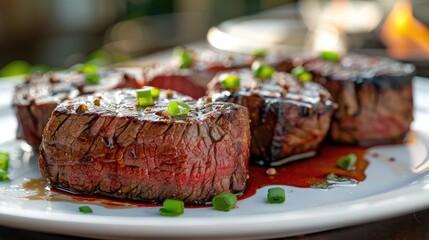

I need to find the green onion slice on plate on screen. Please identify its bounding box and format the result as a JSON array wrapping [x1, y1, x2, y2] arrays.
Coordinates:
[[79, 206, 93, 213], [159, 199, 184, 216], [0, 152, 9, 182], [212, 192, 237, 211], [267, 187, 285, 204], [337, 153, 357, 171]]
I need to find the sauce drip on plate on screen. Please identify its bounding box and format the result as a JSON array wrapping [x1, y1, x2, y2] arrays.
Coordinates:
[[240, 145, 368, 200]]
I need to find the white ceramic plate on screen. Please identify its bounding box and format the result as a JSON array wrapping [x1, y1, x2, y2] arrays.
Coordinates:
[[1, 79, 429, 239]]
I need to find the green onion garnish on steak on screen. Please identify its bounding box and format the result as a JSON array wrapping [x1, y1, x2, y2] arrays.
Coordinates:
[[85, 73, 100, 85], [252, 61, 276, 79], [267, 187, 285, 204], [291, 66, 313, 82], [136, 87, 154, 107], [151, 87, 160, 98], [159, 199, 184, 216], [79, 206, 93, 213], [73, 63, 98, 74], [175, 47, 193, 69], [212, 192, 237, 211], [320, 51, 341, 62], [252, 49, 267, 58], [167, 101, 190, 117], [299, 72, 312, 82], [219, 74, 240, 90], [337, 153, 357, 171]]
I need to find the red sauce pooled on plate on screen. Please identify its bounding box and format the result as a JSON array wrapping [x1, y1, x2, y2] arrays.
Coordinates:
[[23, 145, 368, 208], [240, 145, 368, 200]]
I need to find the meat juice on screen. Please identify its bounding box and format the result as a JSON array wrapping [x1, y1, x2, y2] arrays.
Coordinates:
[[22, 144, 368, 208]]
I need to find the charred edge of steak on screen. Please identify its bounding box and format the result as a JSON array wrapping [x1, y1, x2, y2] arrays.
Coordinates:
[[304, 54, 415, 145], [13, 69, 143, 147], [39, 89, 250, 203], [207, 69, 334, 166]]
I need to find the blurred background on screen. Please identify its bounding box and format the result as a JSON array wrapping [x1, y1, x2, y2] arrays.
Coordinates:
[[1, 0, 429, 76]]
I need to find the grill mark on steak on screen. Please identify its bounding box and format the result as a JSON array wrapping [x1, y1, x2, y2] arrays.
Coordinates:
[[14, 69, 143, 148], [303, 54, 414, 145], [208, 69, 333, 166], [116, 119, 143, 148]]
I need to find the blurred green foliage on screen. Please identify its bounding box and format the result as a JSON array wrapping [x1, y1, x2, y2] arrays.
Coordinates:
[[0, 48, 128, 79], [0, 61, 32, 78]]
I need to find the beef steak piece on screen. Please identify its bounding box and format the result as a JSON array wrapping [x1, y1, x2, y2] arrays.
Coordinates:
[[207, 70, 334, 166], [13, 69, 143, 148], [304, 54, 415, 145], [143, 49, 252, 99], [39, 89, 250, 203]]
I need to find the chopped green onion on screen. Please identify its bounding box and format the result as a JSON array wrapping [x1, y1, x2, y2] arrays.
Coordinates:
[[219, 74, 240, 90], [31, 64, 50, 74], [299, 72, 313, 82], [81, 64, 98, 74], [253, 49, 267, 58], [72, 63, 98, 74], [252, 61, 276, 79], [212, 192, 237, 211], [167, 101, 190, 117], [0, 152, 10, 182], [337, 153, 357, 171], [267, 187, 285, 204], [320, 51, 341, 62], [0, 60, 31, 77], [159, 199, 184, 216], [86, 73, 100, 85], [151, 87, 160, 98], [79, 206, 93, 213], [175, 47, 193, 69], [0, 152, 10, 172], [291, 66, 313, 82], [0, 170, 9, 181], [291, 66, 306, 77], [136, 87, 154, 107]]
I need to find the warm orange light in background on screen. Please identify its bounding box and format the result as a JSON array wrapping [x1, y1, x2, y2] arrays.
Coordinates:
[[381, 0, 429, 59]]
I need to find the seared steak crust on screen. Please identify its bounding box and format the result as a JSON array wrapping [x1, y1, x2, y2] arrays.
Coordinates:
[[305, 54, 415, 145], [207, 70, 334, 166], [39, 89, 250, 203], [13, 69, 142, 147]]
